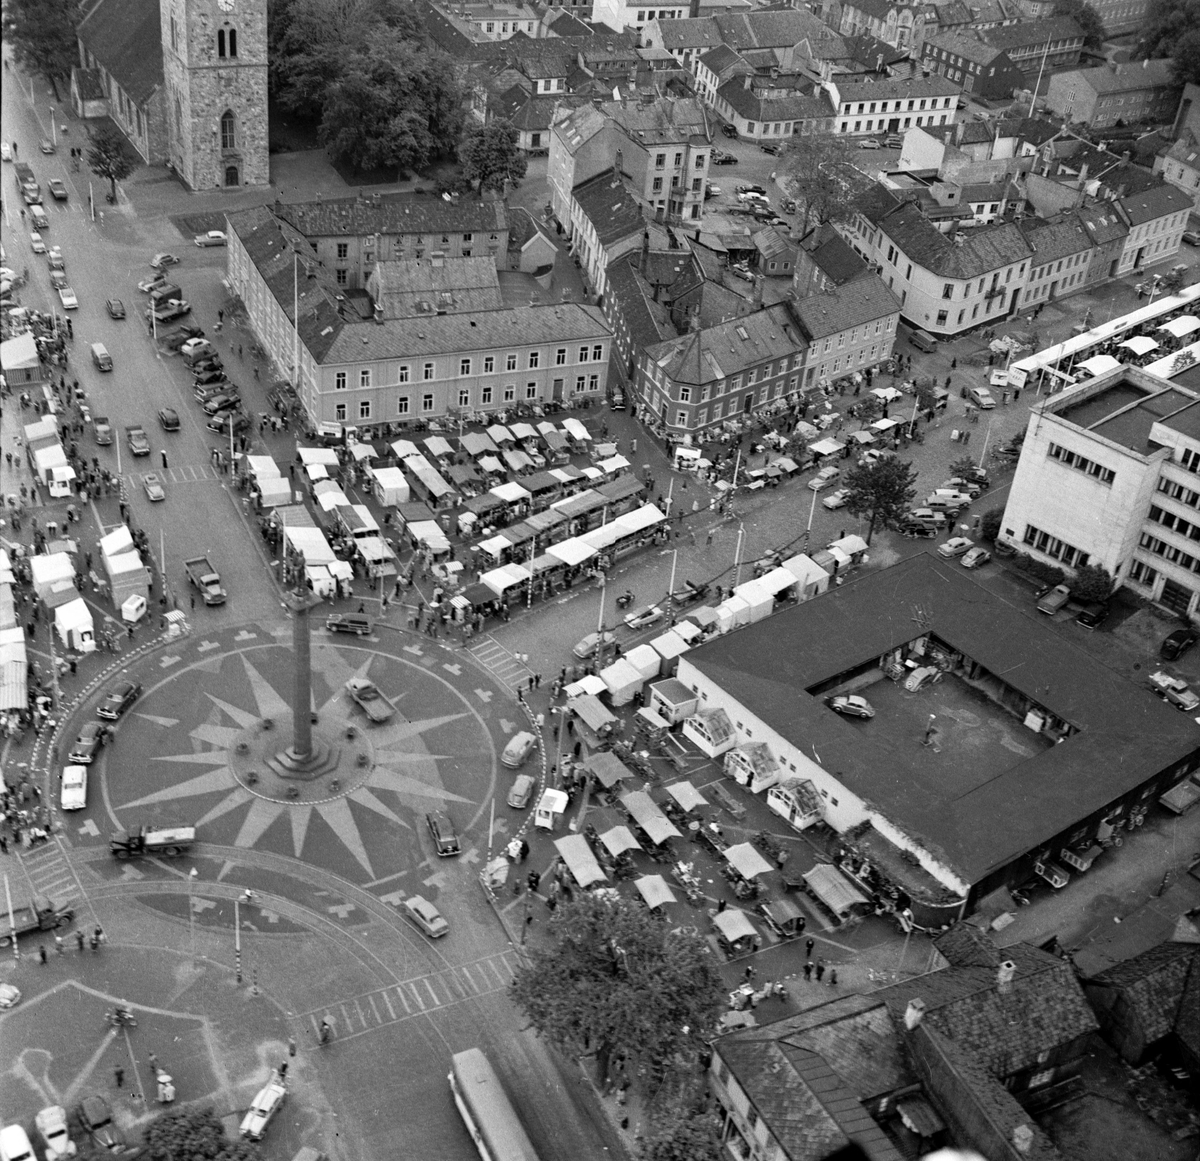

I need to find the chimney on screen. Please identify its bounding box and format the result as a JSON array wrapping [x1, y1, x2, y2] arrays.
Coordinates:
[[373, 302, 384, 325], [904, 998, 926, 1030], [1012, 1124, 1034, 1154], [744, 73, 752, 89], [1077, 161, 1088, 189], [689, 303, 702, 331], [752, 273, 764, 306], [640, 228, 650, 275], [997, 960, 1017, 993], [955, 119, 965, 144]]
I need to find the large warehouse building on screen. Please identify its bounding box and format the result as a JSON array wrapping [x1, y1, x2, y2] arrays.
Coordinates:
[[676, 553, 1199, 924]]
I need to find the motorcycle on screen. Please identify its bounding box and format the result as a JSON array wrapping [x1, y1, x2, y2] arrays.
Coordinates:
[[107, 1006, 137, 1028], [616, 590, 635, 610]]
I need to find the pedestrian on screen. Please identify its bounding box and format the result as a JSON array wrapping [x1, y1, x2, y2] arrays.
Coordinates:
[[161, 451, 168, 469], [705, 528, 714, 546], [1013, 387, 1021, 403], [279, 1061, 288, 1079], [115, 1067, 125, 1088], [828, 968, 838, 987], [815, 959, 825, 981], [534, 673, 541, 689], [805, 937, 814, 957], [744, 964, 755, 980], [75, 930, 85, 952], [0, 836, 6, 855], [39, 943, 48, 964], [218, 309, 224, 324], [95, 925, 105, 945], [803, 960, 813, 981], [190, 594, 195, 610], [55, 934, 64, 955], [288, 1036, 297, 1057]]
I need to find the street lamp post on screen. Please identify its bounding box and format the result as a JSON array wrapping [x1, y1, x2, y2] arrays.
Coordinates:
[[188, 867, 198, 961], [234, 889, 254, 983]]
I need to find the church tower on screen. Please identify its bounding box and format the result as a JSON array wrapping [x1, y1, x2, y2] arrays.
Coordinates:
[[161, 0, 269, 190]]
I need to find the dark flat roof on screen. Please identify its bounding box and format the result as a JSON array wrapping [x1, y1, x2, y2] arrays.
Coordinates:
[[684, 554, 1198, 885], [1068, 384, 1200, 453]]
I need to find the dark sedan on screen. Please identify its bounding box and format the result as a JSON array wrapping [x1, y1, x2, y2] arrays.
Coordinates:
[[202, 393, 240, 415], [193, 368, 227, 386], [1161, 626, 1200, 661], [76, 1096, 125, 1153], [105, 299, 126, 319], [158, 407, 181, 431], [68, 721, 109, 765], [97, 679, 142, 721]]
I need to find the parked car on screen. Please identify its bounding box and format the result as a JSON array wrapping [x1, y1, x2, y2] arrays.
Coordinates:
[[47, 179, 68, 201], [1160, 626, 1200, 660], [1183, 231, 1200, 247], [1036, 584, 1071, 615], [326, 614, 373, 636], [50, 270, 68, 291], [624, 604, 664, 630], [142, 474, 166, 502], [572, 630, 614, 659], [194, 230, 227, 247], [137, 272, 167, 293], [712, 151, 739, 165], [158, 407, 180, 431], [825, 694, 875, 718], [30, 232, 46, 254], [149, 252, 181, 269], [46, 247, 65, 270], [76, 1095, 125, 1152], [507, 773, 536, 809], [903, 665, 942, 692], [402, 895, 449, 938], [937, 536, 974, 558], [704, 183, 722, 199], [760, 142, 782, 155], [105, 298, 125, 319], [1075, 601, 1108, 629], [501, 731, 537, 769], [193, 369, 227, 387], [97, 679, 141, 720], [426, 810, 461, 857], [968, 386, 996, 409], [40, 138, 55, 154], [721, 123, 739, 137], [822, 488, 849, 510], [0, 142, 10, 162], [239, 1075, 286, 1142], [35, 1106, 76, 1161], [859, 139, 881, 150], [203, 393, 241, 415], [1, 1126, 36, 1161], [736, 183, 767, 196], [960, 546, 992, 569], [58, 286, 78, 310], [808, 466, 840, 492], [0, 983, 22, 1009], [1148, 670, 1200, 712], [60, 765, 88, 811], [69, 721, 108, 765], [207, 411, 250, 437]]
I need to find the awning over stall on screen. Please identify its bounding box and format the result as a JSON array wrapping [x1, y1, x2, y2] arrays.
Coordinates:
[[665, 781, 709, 812], [461, 432, 498, 458], [803, 863, 869, 915], [1118, 335, 1159, 356], [1075, 354, 1121, 377], [713, 909, 757, 943], [619, 790, 682, 845], [724, 842, 774, 881], [1159, 315, 1199, 339], [554, 835, 607, 887], [599, 825, 643, 857], [581, 751, 633, 789], [635, 875, 677, 909]]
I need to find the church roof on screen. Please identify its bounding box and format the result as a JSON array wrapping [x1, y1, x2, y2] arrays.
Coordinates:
[[77, 0, 163, 107]]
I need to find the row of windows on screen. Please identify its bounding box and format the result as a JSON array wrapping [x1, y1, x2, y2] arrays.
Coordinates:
[[1157, 476, 1200, 509], [330, 233, 495, 258], [1149, 505, 1200, 543], [926, 47, 999, 78], [329, 376, 600, 422], [840, 96, 953, 115], [1048, 441, 1116, 485], [332, 345, 605, 388], [1139, 532, 1200, 575], [1180, 447, 1200, 475], [1023, 523, 1089, 568], [846, 114, 949, 133], [1023, 269, 1084, 302]]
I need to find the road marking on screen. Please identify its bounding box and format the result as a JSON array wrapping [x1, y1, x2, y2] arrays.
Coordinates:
[[394, 986, 411, 1014], [197, 640, 220, 653], [77, 819, 100, 837], [327, 902, 356, 919], [498, 718, 515, 734], [403, 645, 423, 657], [118, 865, 147, 881], [260, 910, 280, 924], [408, 982, 426, 1011], [159, 656, 182, 668], [475, 689, 493, 703], [135, 713, 179, 727], [381, 991, 395, 1020], [442, 663, 462, 676], [379, 890, 406, 907], [423, 978, 441, 1006], [234, 630, 257, 641]]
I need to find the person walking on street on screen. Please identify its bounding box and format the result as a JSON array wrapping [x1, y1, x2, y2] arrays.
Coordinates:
[[161, 451, 168, 469], [75, 930, 85, 952], [805, 937, 814, 958], [828, 968, 838, 987], [803, 960, 813, 981], [815, 959, 826, 982], [115, 1067, 124, 1088], [38, 944, 48, 964]]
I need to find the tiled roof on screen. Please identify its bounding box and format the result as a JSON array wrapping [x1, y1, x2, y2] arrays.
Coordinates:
[[1117, 182, 1194, 226], [544, 9, 592, 36], [572, 171, 645, 247], [1019, 216, 1092, 267], [422, 4, 480, 54], [843, 32, 910, 69], [718, 81, 834, 123], [653, 17, 723, 49], [1087, 942, 1198, 1047], [841, 0, 898, 23], [552, 104, 610, 154], [1175, 953, 1200, 1060], [681, 553, 1196, 885], [370, 257, 503, 318], [77, 0, 162, 106], [980, 15, 1082, 49], [790, 275, 901, 340], [645, 301, 806, 385], [1161, 130, 1200, 171], [699, 44, 748, 73], [715, 8, 843, 50], [933, 922, 1005, 967], [275, 194, 508, 239], [832, 73, 962, 103], [859, 190, 1032, 279], [73, 68, 107, 102], [924, 30, 1007, 65], [753, 227, 795, 260], [604, 96, 710, 144], [802, 223, 871, 286], [877, 943, 1099, 1076], [606, 254, 682, 353], [1072, 58, 1178, 95], [1075, 203, 1128, 246]]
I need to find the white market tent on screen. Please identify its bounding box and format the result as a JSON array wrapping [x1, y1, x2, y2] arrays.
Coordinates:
[[1118, 335, 1159, 357], [425, 436, 454, 460], [635, 874, 677, 909], [491, 482, 532, 505], [407, 520, 450, 552], [371, 466, 409, 505], [713, 909, 757, 943], [31, 552, 74, 600], [599, 825, 642, 856], [616, 504, 665, 534], [391, 439, 421, 459], [285, 526, 335, 564], [623, 643, 661, 681], [1158, 315, 1199, 339], [481, 563, 531, 597], [297, 446, 340, 467], [665, 781, 709, 811], [1075, 354, 1122, 378], [55, 597, 95, 652], [597, 455, 631, 476], [242, 454, 281, 479], [562, 417, 591, 442], [724, 842, 774, 881], [810, 438, 844, 457], [487, 424, 514, 445], [545, 538, 595, 568], [554, 834, 607, 887]]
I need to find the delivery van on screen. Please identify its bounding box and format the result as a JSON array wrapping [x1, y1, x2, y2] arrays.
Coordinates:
[[90, 342, 113, 371]]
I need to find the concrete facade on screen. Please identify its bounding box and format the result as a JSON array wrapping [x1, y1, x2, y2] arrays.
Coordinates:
[[161, 0, 270, 189]]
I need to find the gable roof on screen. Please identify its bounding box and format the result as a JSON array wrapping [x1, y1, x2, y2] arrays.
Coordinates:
[[924, 30, 1009, 66], [980, 15, 1082, 49], [1019, 215, 1092, 266], [370, 257, 503, 318], [1087, 942, 1199, 1047], [1117, 182, 1193, 226], [801, 223, 871, 286], [653, 16, 723, 50], [831, 73, 962, 103], [274, 193, 508, 240], [572, 171, 646, 247], [77, 0, 163, 106], [718, 81, 835, 124], [790, 275, 901, 339], [1073, 58, 1178, 95]]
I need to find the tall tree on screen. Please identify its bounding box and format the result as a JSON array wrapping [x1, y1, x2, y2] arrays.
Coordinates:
[[460, 120, 528, 196], [1137, 0, 1200, 84], [1, 0, 80, 101], [510, 894, 725, 1088], [86, 126, 135, 201], [1053, 0, 1105, 49], [778, 134, 875, 234], [842, 454, 918, 543], [143, 1108, 258, 1161], [319, 36, 463, 173]]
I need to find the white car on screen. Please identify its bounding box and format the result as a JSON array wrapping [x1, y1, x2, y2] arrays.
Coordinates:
[[0, 983, 21, 1008], [624, 604, 664, 630], [572, 630, 615, 659], [0, 141, 11, 162], [960, 546, 992, 569], [808, 466, 840, 492], [30, 231, 46, 254], [239, 1075, 287, 1141], [937, 536, 974, 559], [58, 286, 79, 310], [142, 473, 166, 502], [61, 765, 88, 811], [194, 230, 227, 247], [822, 488, 849, 510], [137, 273, 166, 293], [36, 1106, 77, 1161], [401, 895, 449, 938], [968, 386, 996, 409]]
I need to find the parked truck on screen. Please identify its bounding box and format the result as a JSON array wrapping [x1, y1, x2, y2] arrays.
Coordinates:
[[125, 424, 150, 456], [184, 555, 226, 605], [109, 824, 196, 859], [147, 299, 191, 324], [14, 161, 41, 204], [0, 895, 75, 947]]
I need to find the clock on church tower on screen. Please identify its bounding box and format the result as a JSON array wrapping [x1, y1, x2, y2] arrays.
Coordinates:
[[161, 0, 269, 190]]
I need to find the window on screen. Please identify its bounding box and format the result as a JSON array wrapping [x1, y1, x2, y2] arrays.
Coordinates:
[[335, 403, 346, 422], [460, 358, 471, 376], [555, 348, 567, 365], [576, 376, 586, 393], [506, 353, 517, 371], [655, 153, 666, 168], [936, 310, 948, 326], [593, 344, 604, 361], [674, 152, 682, 166], [170, 15, 177, 50], [526, 382, 539, 399], [421, 393, 435, 412], [228, 28, 237, 56], [359, 369, 371, 388], [481, 385, 493, 404], [359, 400, 371, 419], [504, 384, 515, 402], [652, 177, 663, 193], [692, 177, 702, 192], [483, 356, 495, 374], [423, 362, 434, 381], [526, 350, 538, 370], [220, 109, 236, 149], [336, 243, 348, 259], [589, 373, 599, 392], [578, 346, 589, 362], [458, 388, 470, 407], [694, 154, 705, 168], [335, 372, 347, 390], [397, 397, 410, 415], [398, 365, 410, 383], [1047, 442, 1116, 485], [942, 283, 954, 299]]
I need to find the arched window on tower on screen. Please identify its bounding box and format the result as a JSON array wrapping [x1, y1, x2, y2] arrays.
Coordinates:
[[217, 28, 226, 56], [229, 28, 237, 57], [221, 110, 236, 150]]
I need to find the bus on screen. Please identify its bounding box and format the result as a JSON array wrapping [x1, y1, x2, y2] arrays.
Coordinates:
[[449, 1048, 540, 1161]]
